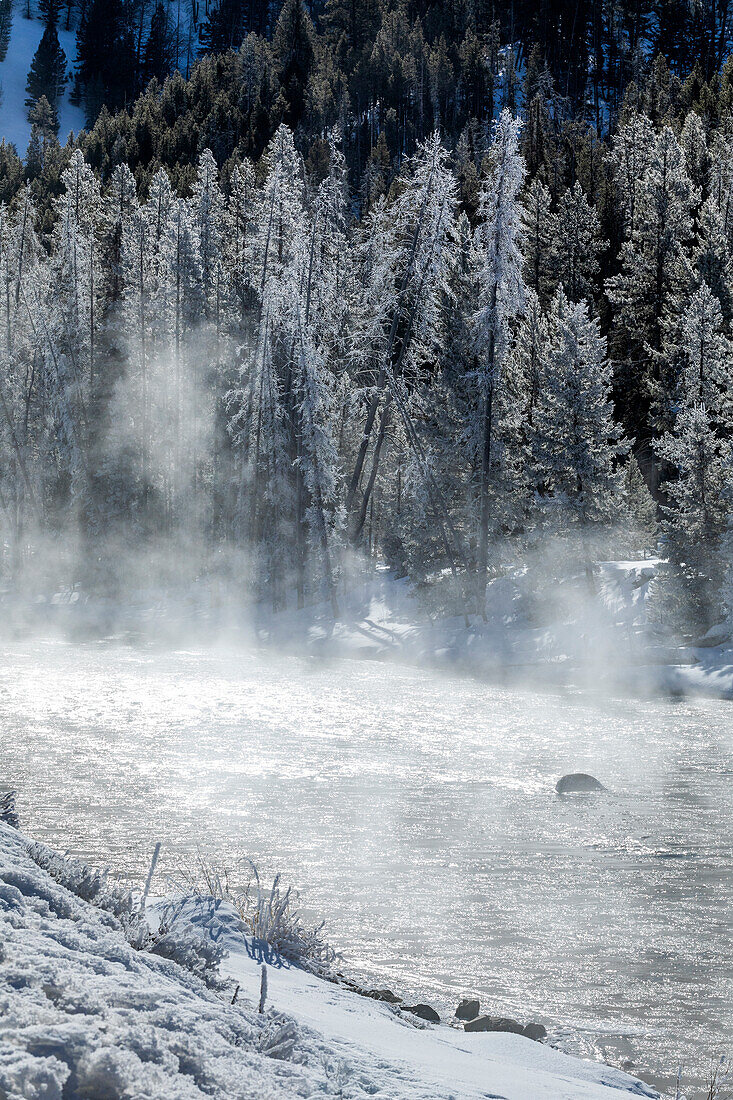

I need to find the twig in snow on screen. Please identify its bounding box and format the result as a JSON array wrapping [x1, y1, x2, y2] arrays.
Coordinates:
[[141, 842, 162, 913], [259, 964, 268, 1013]]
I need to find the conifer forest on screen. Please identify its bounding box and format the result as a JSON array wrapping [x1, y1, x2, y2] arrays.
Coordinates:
[[2, 0, 733, 634]]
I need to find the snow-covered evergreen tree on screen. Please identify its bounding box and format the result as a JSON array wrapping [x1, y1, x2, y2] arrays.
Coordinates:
[[533, 288, 626, 535], [520, 176, 553, 304], [654, 403, 730, 632], [471, 110, 525, 607], [552, 181, 605, 303]]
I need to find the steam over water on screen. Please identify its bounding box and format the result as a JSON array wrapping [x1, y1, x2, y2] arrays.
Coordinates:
[[2, 639, 731, 1093]]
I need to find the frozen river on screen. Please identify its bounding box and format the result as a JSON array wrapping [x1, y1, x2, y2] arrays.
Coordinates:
[[2, 639, 731, 1094]]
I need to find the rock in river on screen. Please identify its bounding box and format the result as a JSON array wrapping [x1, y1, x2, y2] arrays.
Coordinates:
[[555, 772, 606, 794]]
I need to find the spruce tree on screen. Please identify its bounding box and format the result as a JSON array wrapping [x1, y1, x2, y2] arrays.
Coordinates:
[[521, 176, 554, 305], [533, 288, 626, 532], [552, 181, 606, 304], [199, 0, 248, 53], [0, 0, 12, 64], [76, 0, 135, 120], [272, 0, 316, 130], [26, 13, 67, 127], [654, 404, 730, 633], [26, 96, 59, 171], [472, 110, 525, 606], [142, 2, 175, 86]]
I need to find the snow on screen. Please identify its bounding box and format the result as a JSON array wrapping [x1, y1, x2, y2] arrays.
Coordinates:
[[0, 1, 85, 154], [0, 821, 658, 1099], [253, 559, 733, 697]]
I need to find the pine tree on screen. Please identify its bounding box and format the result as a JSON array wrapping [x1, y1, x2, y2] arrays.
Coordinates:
[[607, 125, 698, 468], [521, 176, 554, 304], [694, 195, 733, 322], [189, 149, 226, 323], [76, 0, 135, 120], [472, 110, 525, 607], [0, 0, 12, 64], [199, 0, 248, 53], [608, 111, 656, 237], [142, 1, 175, 86], [271, 0, 316, 130], [680, 110, 709, 200], [533, 288, 626, 533], [552, 181, 606, 303], [654, 403, 730, 632], [26, 96, 59, 170], [26, 14, 67, 124], [224, 159, 258, 319]]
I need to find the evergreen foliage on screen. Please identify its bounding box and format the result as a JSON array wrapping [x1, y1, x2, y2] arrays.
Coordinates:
[[1, 0, 733, 631]]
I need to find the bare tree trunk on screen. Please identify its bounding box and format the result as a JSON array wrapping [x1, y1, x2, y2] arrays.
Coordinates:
[[353, 392, 391, 542]]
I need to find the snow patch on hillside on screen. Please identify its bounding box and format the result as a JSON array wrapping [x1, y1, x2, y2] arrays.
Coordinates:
[[0, 822, 659, 1099], [0, 1, 84, 153]]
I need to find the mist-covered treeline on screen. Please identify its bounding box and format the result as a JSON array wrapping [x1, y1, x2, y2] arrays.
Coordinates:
[[4, 93, 733, 635]]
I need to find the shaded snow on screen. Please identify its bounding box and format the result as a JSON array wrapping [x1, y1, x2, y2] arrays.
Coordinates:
[[0, 823, 659, 1099], [0, 1, 85, 154]]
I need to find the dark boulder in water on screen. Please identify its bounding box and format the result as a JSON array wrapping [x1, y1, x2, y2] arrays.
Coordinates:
[[364, 988, 401, 1004], [555, 773, 606, 794]]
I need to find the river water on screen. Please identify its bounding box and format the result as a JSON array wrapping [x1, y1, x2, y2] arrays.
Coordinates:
[[1, 639, 730, 1095]]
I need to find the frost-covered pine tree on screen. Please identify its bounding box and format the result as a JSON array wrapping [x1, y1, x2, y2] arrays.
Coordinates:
[[520, 176, 553, 304], [608, 111, 656, 237], [694, 195, 733, 323], [676, 282, 731, 410], [654, 403, 730, 633], [347, 133, 459, 564], [51, 149, 103, 387], [607, 125, 698, 452], [506, 287, 546, 508], [552, 181, 605, 303], [472, 110, 525, 607], [680, 110, 709, 202], [189, 149, 227, 329], [224, 159, 257, 320], [533, 288, 626, 539]]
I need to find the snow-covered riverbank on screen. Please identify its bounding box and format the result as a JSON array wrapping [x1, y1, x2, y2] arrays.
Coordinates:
[[0, 821, 659, 1100], [254, 562, 733, 700], [4, 557, 732, 699]]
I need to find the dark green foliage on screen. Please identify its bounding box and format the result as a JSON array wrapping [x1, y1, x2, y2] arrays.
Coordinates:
[[0, 0, 12, 64], [271, 0, 316, 129], [0, 141, 23, 205], [76, 0, 136, 121], [26, 16, 67, 125], [142, 2, 176, 86]]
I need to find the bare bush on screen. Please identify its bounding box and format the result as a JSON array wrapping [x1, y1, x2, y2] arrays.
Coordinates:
[[171, 852, 337, 973]]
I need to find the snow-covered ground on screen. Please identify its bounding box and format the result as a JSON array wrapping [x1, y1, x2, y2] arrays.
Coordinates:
[[0, 0, 85, 153], [0, 821, 658, 1099]]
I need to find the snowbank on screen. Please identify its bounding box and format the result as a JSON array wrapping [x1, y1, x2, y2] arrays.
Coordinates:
[[0, 822, 659, 1099]]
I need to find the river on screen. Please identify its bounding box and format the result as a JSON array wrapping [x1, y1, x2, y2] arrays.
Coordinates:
[[2, 639, 730, 1095]]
